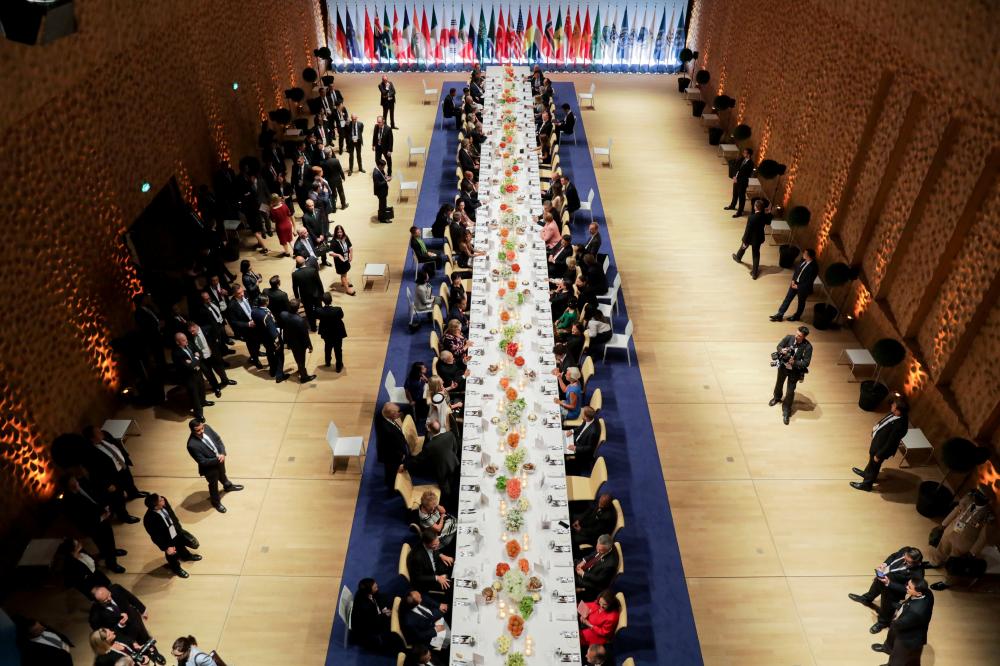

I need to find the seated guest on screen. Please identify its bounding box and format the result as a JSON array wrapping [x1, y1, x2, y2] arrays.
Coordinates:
[[405, 644, 444, 666], [540, 213, 561, 249], [453, 230, 482, 279], [410, 226, 443, 270], [575, 535, 619, 602], [549, 256, 578, 286], [550, 278, 574, 320], [440, 319, 469, 359], [417, 491, 457, 548], [572, 494, 618, 552], [575, 275, 600, 318], [454, 199, 474, 227], [561, 322, 586, 363], [406, 530, 454, 595], [349, 578, 395, 653], [447, 294, 469, 334], [579, 590, 621, 648], [555, 301, 579, 333], [584, 643, 611, 666], [15, 616, 73, 666], [566, 407, 600, 475], [442, 88, 459, 126], [553, 343, 574, 376], [579, 222, 602, 257], [556, 103, 576, 138], [556, 367, 584, 421], [548, 235, 574, 278], [436, 350, 466, 395], [448, 273, 467, 309], [582, 253, 608, 294], [586, 311, 613, 346], [53, 538, 110, 599], [560, 175, 581, 216], [426, 376, 462, 432], [458, 138, 478, 177], [400, 590, 450, 656], [414, 271, 435, 315]]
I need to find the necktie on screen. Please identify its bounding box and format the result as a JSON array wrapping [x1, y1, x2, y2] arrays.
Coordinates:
[[240, 299, 251, 317], [209, 303, 222, 323], [202, 433, 219, 455], [582, 552, 602, 571]]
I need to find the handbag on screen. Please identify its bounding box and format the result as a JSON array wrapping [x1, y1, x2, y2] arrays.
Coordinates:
[[928, 525, 944, 548]]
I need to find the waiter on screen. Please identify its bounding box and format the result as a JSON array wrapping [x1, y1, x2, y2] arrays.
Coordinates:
[[850, 397, 909, 491]]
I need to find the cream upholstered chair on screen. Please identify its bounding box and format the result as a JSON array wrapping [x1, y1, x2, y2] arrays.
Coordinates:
[[567, 456, 608, 502], [393, 468, 439, 511], [580, 356, 595, 392], [603, 320, 634, 366], [615, 591, 628, 636], [564, 388, 602, 428], [577, 494, 623, 551], [401, 414, 424, 456], [390, 596, 408, 647]]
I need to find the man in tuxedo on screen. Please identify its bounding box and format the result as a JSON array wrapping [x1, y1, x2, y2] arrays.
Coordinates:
[[185, 419, 243, 513], [565, 407, 600, 475], [373, 159, 391, 221], [83, 424, 145, 515], [251, 295, 286, 382], [226, 285, 263, 369], [732, 198, 773, 279], [399, 590, 449, 657], [317, 292, 347, 371], [561, 175, 582, 216], [770, 248, 819, 322], [851, 398, 910, 491], [769, 325, 813, 425], [572, 494, 618, 554], [457, 138, 478, 177], [293, 226, 323, 267], [15, 617, 74, 666], [186, 322, 235, 398], [407, 529, 454, 595], [436, 350, 465, 395], [322, 145, 348, 211], [872, 576, 934, 665], [537, 111, 554, 156], [725, 147, 755, 217], [142, 493, 201, 578], [277, 300, 316, 383], [263, 276, 290, 317], [849, 546, 927, 634], [575, 534, 619, 601], [345, 114, 365, 174], [376, 402, 409, 488], [62, 475, 126, 573], [291, 154, 312, 208], [372, 115, 394, 177], [291, 255, 324, 331], [378, 74, 398, 128], [413, 420, 459, 505], [172, 332, 213, 420]]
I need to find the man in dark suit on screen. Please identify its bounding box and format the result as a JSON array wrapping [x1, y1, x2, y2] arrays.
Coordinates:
[[373, 159, 391, 221], [263, 276, 291, 317], [172, 332, 213, 420], [556, 103, 576, 139], [186, 321, 234, 398], [548, 235, 574, 278], [399, 590, 449, 656], [372, 116, 394, 177], [291, 255, 324, 331], [565, 407, 600, 475], [770, 326, 813, 425], [291, 154, 313, 208], [413, 420, 459, 505], [407, 530, 454, 595], [725, 147, 755, 217], [300, 200, 330, 267], [849, 546, 927, 633], [579, 222, 602, 257], [194, 290, 229, 352], [770, 249, 819, 322], [317, 292, 347, 371], [458, 138, 478, 177], [376, 402, 409, 489], [185, 419, 243, 513], [732, 198, 773, 279], [575, 535, 619, 601], [322, 146, 348, 211], [14, 617, 74, 666], [349, 578, 395, 653], [293, 227, 323, 267], [133, 293, 165, 368], [142, 493, 201, 578], [345, 114, 365, 174], [436, 350, 465, 395], [872, 576, 934, 665], [378, 74, 398, 128], [226, 285, 263, 369], [251, 295, 286, 382], [277, 300, 316, 383], [82, 425, 144, 523], [88, 584, 154, 649], [572, 494, 618, 554], [442, 88, 459, 128], [851, 398, 910, 491], [62, 475, 125, 573], [561, 175, 581, 215]]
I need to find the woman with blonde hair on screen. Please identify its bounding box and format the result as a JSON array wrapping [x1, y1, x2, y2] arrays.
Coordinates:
[[89, 627, 151, 664], [441, 319, 470, 358], [427, 375, 461, 431], [417, 490, 457, 547]]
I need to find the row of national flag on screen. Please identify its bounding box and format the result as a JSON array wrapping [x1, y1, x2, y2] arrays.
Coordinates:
[[328, 2, 687, 71]]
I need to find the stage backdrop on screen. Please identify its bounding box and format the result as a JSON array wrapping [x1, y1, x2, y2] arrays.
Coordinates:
[[325, 1, 688, 72]]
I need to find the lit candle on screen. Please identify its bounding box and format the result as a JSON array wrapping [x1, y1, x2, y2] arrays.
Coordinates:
[[501, 531, 508, 542]]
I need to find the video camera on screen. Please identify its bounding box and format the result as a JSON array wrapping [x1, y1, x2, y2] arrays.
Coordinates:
[[770, 348, 793, 368]]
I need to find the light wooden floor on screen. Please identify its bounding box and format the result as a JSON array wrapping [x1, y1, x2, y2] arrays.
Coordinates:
[[6, 74, 999, 666]]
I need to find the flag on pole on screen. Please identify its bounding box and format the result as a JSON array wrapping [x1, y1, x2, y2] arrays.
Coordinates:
[[553, 7, 563, 64], [488, 8, 496, 61], [373, 7, 384, 62], [430, 7, 440, 63], [345, 7, 360, 59], [335, 8, 349, 62], [523, 10, 534, 61], [590, 7, 601, 64], [607, 8, 618, 66], [670, 4, 686, 66], [448, 5, 458, 64], [391, 7, 401, 61], [496, 7, 505, 61], [534, 7, 545, 62], [401, 7, 412, 63], [616, 8, 628, 62], [513, 7, 524, 61], [580, 7, 592, 64], [635, 6, 648, 67], [654, 7, 669, 65], [421, 8, 431, 65], [477, 7, 487, 62], [543, 8, 554, 60], [364, 8, 375, 63], [411, 5, 423, 64]]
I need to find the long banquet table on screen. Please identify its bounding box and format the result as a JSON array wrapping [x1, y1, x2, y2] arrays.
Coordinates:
[[449, 66, 581, 666]]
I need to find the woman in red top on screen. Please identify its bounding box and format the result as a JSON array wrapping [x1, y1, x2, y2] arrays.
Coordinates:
[[269, 193, 294, 256], [579, 590, 621, 648]]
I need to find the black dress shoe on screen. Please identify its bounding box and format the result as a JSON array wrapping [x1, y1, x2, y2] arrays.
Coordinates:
[[301, 374, 317, 383], [731, 253, 741, 263], [769, 314, 783, 322], [251, 360, 264, 369], [768, 398, 781, 407], [174, 568, 190, 579], [204, 400, 215, 406], [848, 593, 875, 606], [108, 563, 126, 574], [732, 212, 743, 217], [359, 168, 366, 173], [186, 553, 204, 562], [213, 503, 227, 513], [871, 637, 889, 647], [930, 581, 949, 591], [850, 481, 874, 492], [115, 548, 128, 556], [226, 379, 237, 385], [224, 484, 244, 492], [276, 374, 288, 383], [787, 315, 800, 322], [324, 362, 331, 368], [214, 390, 223, 398], [751, 271, 759, 280], [122, 515, 140, 524], [852, 467, 865, 477], [724, 206, 735, 210], [342, 203, 349, 209], [870, 623, 888, 635], [783, 413, 790, 425], [336, 364, 344, 372]]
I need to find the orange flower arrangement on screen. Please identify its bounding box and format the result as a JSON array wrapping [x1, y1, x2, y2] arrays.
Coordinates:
[[507, 279, 517, 289], [500, 203, 508, 211], [511, 263, 521, 273], [514, 356, 525, 367], [500, 227, 510, 238], [498, 287, 507, 297], [507, 432, 520, 447], [507, 615, 525, 638], [506, 477, 522, 500], [506, 539, 521, 558], [505, 250, 516, 261], [506, 387, 518, 400], [518, 558, 530, 573], [496, 562, 510, 577], [505, 169, 512, 177], [500, 311, 511, 322], [499, 377, 510, 389]]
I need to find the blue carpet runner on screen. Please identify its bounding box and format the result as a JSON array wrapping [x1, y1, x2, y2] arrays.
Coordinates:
[[325, 81, 702, 666]]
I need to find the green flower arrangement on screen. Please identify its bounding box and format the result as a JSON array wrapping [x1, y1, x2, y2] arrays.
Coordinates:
[[495, 475, 508, 492], [518, 596, 535, 619], [495, 635, 512, 655], [506, 653, 525, 666], [505, 397, 527, 425], [504, 448, 527, 474], [517, 497, 530, 512], [505, 508, 524, 531], [503, 569, 528, 602]]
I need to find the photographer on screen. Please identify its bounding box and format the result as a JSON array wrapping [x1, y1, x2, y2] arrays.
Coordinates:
[[170, 635, 220, 666], [769, 326, 813, 424]]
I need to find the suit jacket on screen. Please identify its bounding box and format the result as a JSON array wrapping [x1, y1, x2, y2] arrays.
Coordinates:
[[62, 477, 110, 532], [186, 426, 228, 476], [19, 628, 74, 666], [193, 301, 226, 340], [251, 306, 280, 346], [410, 236, 436, 264], [63, 551, 111, 596], [85, 433, 134, 486], [791, 259, 819, 295], [574, 503, 618, 547], [548, 245, 573, 276], [88, 584, 149, 643], [578, 548, 619, 595], [879, 548, 928, 597], [564, 183, 581, 214], [582, 233, 602, 256], [317, 305, 347, 341], [776, 335, 813, 376], [300, 210, 327, 242], [406, 545, 451, 592], [349, 592, 392, 647], [742, 211, 773, 245], [888, 592, 933, 649], [372, 124, 394, 153], [458, 148, 477, 174], [263, 288, 290, 318], [374, 416, 408, 466], [734, 156, 754, 183], [400, 603, 444, 646], [226, 297, 255, 340], [378, 81, 396, 106], [291, 264, 324, 301], [571, 419, 601, 469], [277, 311, 312, 353], [442, 95, 457, 118], [241, 271, 261, 302], [414, 432, 459, 496], [171, 344, 204, 380], [373, 168, 389, 197], [321, 156, 346, 185], [142, 498, 185, 551], [870, 413, 909, 460], [345, 120, 364, 146], [293, 235, 322, 261], [560, 110, 577, 134]]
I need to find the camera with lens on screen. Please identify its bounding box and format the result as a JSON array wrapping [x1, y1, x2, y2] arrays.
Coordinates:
[[770, 348, 792, 367]]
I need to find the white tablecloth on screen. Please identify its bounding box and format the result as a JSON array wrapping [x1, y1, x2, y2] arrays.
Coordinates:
[[449, 66, 581, 665]]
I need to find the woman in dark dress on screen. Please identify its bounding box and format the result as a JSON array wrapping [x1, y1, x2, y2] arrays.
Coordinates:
[[404, 361, 430, 425], [240, 260, 262, 303], [330, 225, 356, 296], [349, 578, 396, 653]]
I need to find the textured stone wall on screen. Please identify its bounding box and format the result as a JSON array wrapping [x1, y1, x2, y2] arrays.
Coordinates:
[[689, 1, 1000, 464], [0, 1, 322, 531]]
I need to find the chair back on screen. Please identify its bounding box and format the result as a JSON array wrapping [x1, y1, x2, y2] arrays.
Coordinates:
[[581, 356, 595, 391], [622, 660, 635, 666], [394, 469, 416, 508], [590, 456, 608, 496], [594, 418, 608, 457], [422, 79, 428, 90], [611, 497, 625, 540], [390, 596, 408, 647], [607, 137, 613, 150], [407, 135, 414, 149], [397, 653, 406, 666], [610, 272, 622, 297], [385, 371, 408, 404], [431, 356, 439, 377], [398, 543, 411, 580], [623, 320, 634, 339], [602, 255, 610, 274], [611, 541, 624, 588], [406, 286, 416, 317], [589, 387, 603, 413], [429, 330, 440, 355], [325, 421, 340, 447], [433, 305, 445, 335], [337, 584, 354, 625], [439, 281, 450, 303], [586, 188, 595, 206], [589, 82, 596, 95], [401, 415, 422, 456], [615, 591, 627, 635]]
